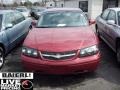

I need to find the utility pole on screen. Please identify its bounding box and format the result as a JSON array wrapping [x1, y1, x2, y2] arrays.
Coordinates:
[[1, 0, 3, 7], [53, 0, 57, 7], [42, 0, 47, 7]]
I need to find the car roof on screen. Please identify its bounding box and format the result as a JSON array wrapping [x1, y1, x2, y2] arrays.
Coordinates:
[[44, 8, 82, 12], [108, 8, 120, 12], [16, 8, 27, 9], [17, 6, 27, 8], [32, 7, 45, 9], [0, 10, 13, 14]]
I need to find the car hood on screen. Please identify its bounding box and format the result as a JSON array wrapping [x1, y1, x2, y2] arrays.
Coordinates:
[[24, 27, 98, 52]]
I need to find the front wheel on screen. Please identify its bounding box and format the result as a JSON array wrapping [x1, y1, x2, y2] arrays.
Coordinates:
[[96, 25, 102, 42], [0, 47, 4, 70]]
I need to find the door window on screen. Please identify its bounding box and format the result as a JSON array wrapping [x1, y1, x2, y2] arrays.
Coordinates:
[[117, 11, 120, 26], [14, 12, 25, 24], [0, 15, 2, 30], [101, 9, 110, 20], [107, 10, 116, 22], [4, 12, 16, 25]]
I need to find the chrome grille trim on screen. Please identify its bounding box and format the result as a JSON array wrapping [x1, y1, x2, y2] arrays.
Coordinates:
[[41, 53, 76, 58], [40, 51, 77, 60]]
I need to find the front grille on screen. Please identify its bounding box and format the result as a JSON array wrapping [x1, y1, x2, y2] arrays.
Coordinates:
[[40, 50, 77, 60]]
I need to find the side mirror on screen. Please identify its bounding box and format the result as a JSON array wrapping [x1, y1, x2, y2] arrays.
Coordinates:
[[89, 19, 95, 25], [32, 20, 37, 27], [107, 20, 115, 25], [5, 23, 13, 29]]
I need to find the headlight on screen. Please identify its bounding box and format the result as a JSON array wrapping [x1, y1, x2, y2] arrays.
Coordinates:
[[22, 46, 39, 58], [80, 45, 99, 57]]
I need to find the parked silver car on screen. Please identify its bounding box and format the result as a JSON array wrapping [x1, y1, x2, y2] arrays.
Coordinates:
[[96, 8, 120, 64]]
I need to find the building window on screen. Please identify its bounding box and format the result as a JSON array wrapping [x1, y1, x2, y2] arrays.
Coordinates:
[[103, 0, 118, 11], [61, 4, 64, 7], [50, 4, 52, 6], [79, 1, 88, 12]]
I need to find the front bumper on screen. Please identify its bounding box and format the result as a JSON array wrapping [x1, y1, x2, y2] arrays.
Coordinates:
[[21, 53, 100, 75]]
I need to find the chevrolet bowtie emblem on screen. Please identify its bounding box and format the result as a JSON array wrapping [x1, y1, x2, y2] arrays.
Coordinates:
[[54, 54, 62, 59]]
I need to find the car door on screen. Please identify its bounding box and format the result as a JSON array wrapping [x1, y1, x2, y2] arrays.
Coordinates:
[[14, 11, 31, 43], [3, 12, 18, 50], [14, 11, 26, 43], [105, 10, 118, 51], [97, 9, 110, 40]]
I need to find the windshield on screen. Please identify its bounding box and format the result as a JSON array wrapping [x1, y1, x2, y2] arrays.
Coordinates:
[[0, 15, 2, 30], [37, 11, 88, 28], [16, 8, 27, 12]]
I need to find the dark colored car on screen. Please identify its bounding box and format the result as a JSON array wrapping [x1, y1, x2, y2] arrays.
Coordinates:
[[21, 8, 100, 75], [30, 7, 46, 20], [96, 8, 120, 64], [0, 10, 32, 69]]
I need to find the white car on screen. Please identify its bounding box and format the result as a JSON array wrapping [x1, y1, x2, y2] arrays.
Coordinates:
[[16, 8, 30, 18]]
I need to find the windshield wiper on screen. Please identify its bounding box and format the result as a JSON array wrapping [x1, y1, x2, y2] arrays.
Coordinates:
[[36, 26, 50, 28]]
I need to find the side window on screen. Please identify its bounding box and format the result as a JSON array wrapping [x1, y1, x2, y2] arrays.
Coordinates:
[[117, 11, 120, 26], [101, 9, 110, 20], [4, 12, 16, 25], [14, 12, 25, 24], [107, 10, 116, 22], [0, 15, 2, 30]]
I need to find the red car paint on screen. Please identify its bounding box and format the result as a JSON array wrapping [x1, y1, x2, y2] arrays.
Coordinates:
[[21, 26, 100, 74], [21, 8, 100, 74]]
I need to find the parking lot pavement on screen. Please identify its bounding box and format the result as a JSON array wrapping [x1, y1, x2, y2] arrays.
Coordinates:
[[1, 40, 120, 90]]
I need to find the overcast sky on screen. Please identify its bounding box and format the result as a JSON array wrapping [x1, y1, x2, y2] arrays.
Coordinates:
[[0, 0, 42, 4]]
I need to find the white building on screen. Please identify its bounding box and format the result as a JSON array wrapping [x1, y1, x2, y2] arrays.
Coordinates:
[[46, 0, 64, 7], [46, 0, 120, 20], [46, 0, 55, 7]]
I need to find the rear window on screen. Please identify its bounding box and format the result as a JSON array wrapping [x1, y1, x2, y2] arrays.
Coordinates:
[[0, 14, 2, 30]]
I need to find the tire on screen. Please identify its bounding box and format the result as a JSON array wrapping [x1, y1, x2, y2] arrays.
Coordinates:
[[0, 47, 4, 70], [96, 25, 100, 37], [117, 48, 120, 65], [29, 25, 32, 30], [96, 25, 102, 42]]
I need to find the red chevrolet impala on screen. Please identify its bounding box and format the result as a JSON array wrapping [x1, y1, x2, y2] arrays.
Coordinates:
[[21, 8, 100, 74]]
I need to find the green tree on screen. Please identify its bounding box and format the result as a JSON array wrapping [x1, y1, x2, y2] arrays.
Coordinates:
[[20, 2, 23, 6], [13, 2, 18, 7], [24, 1, 32, 7], [33, 2, 40, 6]]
